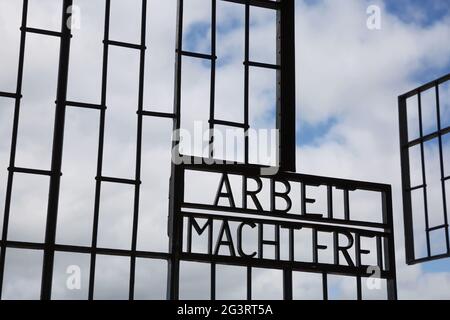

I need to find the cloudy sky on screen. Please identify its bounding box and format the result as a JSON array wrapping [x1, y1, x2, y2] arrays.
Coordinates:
[[0, 0, 449, 300]]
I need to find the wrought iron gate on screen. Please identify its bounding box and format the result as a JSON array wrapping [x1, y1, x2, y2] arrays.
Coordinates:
[[399, 73, 450, 265], [0, 0, 397, 300]]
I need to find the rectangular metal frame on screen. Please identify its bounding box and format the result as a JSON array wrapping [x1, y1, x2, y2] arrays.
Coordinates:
[[168, 156, 397, 300], [399, 73, 450, 265]]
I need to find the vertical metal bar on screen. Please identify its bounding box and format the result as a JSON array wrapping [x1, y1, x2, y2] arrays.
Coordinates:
[[89, 0, 111, 300], [327, 185, 333, 219], [129, 0, 147, 301], [167, 0, 184, 300], [246, 266, 252, 300], [0, 0, 29, 299], [398, 96, 415, 263], [344, 189, 350, 221], [243, 2, 250, 164], [210, 263, 216, 300], [208, 0, 217, 159], [322, 272, 328, 300], [283, 269, 293, 300], [41, 0, 73, 300], [277, 0, 296, 172], [418, 92, 432, 257], [356, 276, 362, 300], [382, 187, 398, 300], [435, 85, 450, 253]]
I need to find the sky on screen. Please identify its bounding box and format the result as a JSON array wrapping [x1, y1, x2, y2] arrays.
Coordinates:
[[0, 0, 449, 300]]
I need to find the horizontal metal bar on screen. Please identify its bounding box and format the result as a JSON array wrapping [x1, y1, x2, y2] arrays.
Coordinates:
[[246, 61, 281, 70], [220, 0, 280, 10], [408, 184, 425, 192], [209, 119, 249, 129], [405, 126, 450, 148], [181, 203, 389, 231], [179, 252, 392, 279], [66, 101, 106, 110], [139, 110, 176, 119], [180, 50, 216, 60], [8, 167, 53, 176], [181, 211, 390, 237], [96, 176, 141, 185], [427, 224, 448, 232], [105, 40, 146, 50], [443, 176, 450, 182], [22, 27, 63, 37], [408, 252, 450, 265], [400, 73, 450, 99], [0, 92, 21, 99], [0, 240, 170, 260]]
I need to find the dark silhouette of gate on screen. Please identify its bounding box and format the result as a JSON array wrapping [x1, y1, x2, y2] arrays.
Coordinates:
[[399, 73, 450, 265], [0, 0, 397, 300]]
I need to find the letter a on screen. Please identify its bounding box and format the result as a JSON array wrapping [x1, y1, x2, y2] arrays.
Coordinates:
[[214, 174, 236, 208]]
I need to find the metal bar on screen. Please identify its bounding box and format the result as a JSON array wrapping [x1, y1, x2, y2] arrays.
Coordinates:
[[208, 0, 217, 158], [209, 119, 249, 129], [418, 92, 432, 257], [181, 211, 389, 238], [382, 188, 398, 300], [41, 0, 73, 300], [283, 269, 293, 300], [8, 167, 53, 176], [97, 176, 141, 185], [180, 50, 216, 60], [22, 27, 63, 37], [376, 235, 383, 269], [399, 96, 415, 264], [210, 263, 216, 300], [89, 0, 111, 300], [277, 0, 296, 172], [0, 240, 170, 260], [356, 276, 362, 300], [220, 0, 280, 10], [408, 184, 426, 192], [243, 2, 250, 164], [427, 224, 448, 232], [400, 72, 450, 100], [246, 266, 252, 300], [167, 0, 185, 300], [0, 92, 20, 99], [408, 252, 450, 264], [405, 126, 450, 148], [246, 61, 280, 70], [139, 110, 176, 119], [435, 85, 450, 254], [129, 0, 147, 301], [182, 203, 389, 231], [105, 40, 145, 50], [322, 273, 328, 300], [66, 101, 105, 110], [0, 0, 29, 299], [344, 189, 350, 220]]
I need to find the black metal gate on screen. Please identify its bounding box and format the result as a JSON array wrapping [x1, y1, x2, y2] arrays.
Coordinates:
[[399, 73, 450, 265], [0, 0, 397, 300]]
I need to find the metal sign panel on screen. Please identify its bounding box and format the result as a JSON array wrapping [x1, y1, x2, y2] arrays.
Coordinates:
[[167, 157, 397, 300]]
